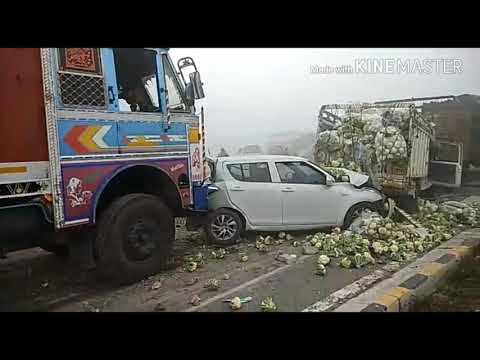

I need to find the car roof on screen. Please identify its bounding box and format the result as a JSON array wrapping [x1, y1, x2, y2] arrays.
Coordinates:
[[216, 154, 308, 163]]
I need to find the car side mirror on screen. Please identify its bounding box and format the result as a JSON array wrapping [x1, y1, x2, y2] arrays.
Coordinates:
[[325, 178, 334, 186], [340, 175, 350, 183]]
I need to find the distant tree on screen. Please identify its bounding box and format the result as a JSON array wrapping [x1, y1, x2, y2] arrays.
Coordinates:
[[218, 147, 229, 157]]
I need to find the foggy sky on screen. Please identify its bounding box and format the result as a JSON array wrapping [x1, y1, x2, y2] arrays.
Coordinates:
[[169, 48, 480, 154]]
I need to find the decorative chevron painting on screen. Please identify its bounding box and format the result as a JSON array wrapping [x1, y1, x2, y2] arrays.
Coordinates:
[[58, 119, 118, 156], [58, 119, 188, 157]]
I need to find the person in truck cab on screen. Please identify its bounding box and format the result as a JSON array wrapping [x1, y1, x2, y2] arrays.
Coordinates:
[[123, 87, 155, 112]]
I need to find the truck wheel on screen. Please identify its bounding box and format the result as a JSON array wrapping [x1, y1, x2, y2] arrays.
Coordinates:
[[343, 203, 375, 229], [95, 194, 175, 285], [205, 208, 243, 246]]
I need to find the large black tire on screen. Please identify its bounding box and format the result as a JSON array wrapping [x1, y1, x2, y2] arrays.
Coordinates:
[[343, 202, 376, 229], [95, 193, 175, 285], [205, 208, 244, 246]]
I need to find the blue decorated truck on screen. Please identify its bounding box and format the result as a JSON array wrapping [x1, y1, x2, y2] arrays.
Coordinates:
[[0, 48, 209, 284]]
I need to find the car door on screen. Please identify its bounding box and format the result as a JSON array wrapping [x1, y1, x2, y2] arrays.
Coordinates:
[[223, 161, 282, 226], [274, 161, 338, 226]]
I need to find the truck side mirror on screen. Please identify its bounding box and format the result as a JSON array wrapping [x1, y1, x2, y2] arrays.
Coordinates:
[[184, 83, 195, 107], [189, 71, 205, 100]]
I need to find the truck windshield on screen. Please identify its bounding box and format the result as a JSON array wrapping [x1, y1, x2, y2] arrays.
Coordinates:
[[163, 56, 188, 112], [113, 48, 160, 113], [143, 75, 159, 108]]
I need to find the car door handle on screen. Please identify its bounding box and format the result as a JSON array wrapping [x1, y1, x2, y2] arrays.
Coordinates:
[[281, 187, 295, 192], [230, 185, 245, 191]]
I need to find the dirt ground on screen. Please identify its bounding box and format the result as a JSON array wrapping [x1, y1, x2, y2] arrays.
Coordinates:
[[413, 186, 480, 312], [414, 248, 480, 312]]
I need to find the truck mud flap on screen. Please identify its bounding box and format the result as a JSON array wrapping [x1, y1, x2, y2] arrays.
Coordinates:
[[0, 201, 53, 252]]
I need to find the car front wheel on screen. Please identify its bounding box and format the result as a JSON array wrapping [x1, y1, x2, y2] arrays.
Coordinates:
[[205, 209, 243, 246], [343, 202, 376, 229]]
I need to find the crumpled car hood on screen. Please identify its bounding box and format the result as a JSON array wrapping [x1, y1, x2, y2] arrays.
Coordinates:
[[339, 168, 371, 187]]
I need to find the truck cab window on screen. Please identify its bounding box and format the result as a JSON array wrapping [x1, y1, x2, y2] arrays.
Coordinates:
[[113, 48, 161, 113], [57, 48, 107, 108], [163, 56, 188, 112]]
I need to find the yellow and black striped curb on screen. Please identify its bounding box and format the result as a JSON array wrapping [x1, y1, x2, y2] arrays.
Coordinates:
[[334, 229, 480, 312]]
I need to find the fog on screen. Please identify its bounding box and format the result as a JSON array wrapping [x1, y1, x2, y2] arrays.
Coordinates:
[[169, 48, 480, 155]]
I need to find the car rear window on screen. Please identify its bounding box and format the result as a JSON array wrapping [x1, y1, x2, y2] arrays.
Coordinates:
[[226, 162, 271, 183]]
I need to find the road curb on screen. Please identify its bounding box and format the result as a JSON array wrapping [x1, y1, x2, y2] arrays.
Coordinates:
[[333, 228, 480, 312]]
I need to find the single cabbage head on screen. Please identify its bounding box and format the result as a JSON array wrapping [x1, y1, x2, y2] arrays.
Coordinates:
[[186, 261, 198, 272], [372, 242, 383, 254], [318, 255, 331, 266], [354, 253, 364, 268], [340, 257, 352, 269], [316, 264, 327, 276], [230, 297, 242, 310], [260, 297, 277, 312], [204, 279, 220, 291], [363, 251, 376, 264], [390, 244, 399, 253]]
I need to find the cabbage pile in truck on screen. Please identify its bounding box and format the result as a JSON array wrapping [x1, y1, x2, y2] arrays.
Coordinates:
[[314, 101, 435, 211], [0, 48, 209, 284]]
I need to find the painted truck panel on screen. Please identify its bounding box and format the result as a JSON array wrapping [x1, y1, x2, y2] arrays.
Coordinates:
[[118, 121, 188, 153], [0, 48, 48, 163], [58, 119, 119, 157], [61, 157, 190, 224], [57, 118, 188, 157]]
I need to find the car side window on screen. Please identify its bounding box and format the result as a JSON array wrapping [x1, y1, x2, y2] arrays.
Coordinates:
[[275, 162, 326, 185], [226, 162, 271, 183], [227, 164, 243, 181]]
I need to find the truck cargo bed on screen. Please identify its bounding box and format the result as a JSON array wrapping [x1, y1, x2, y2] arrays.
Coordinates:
[[0, 48, 50, 188], [0, 48, 49, 164]]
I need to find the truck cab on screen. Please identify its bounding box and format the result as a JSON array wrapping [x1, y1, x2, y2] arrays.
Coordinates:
[[0, 48, 207, 284]]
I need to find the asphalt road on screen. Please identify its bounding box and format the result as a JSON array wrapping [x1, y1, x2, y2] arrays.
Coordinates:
[[1, 186, 478, 312], [0, 228, 384, 312]]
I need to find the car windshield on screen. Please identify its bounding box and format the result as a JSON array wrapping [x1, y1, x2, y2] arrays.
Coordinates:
[[308, 162, 335, 178]]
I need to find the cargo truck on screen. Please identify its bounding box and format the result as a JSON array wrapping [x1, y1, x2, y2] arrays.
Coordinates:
[[315, 101, 434, 211], [0, 48, 209, 284]]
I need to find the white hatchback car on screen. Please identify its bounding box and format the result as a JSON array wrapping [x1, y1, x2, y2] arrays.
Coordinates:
[[205, 155, 387, 245]]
